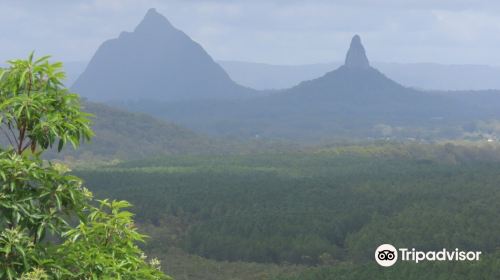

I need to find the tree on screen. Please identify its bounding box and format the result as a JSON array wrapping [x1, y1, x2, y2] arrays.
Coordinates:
[[0, 53, 171, 279]]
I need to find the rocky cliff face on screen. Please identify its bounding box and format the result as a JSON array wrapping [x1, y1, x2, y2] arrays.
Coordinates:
[[344, 35, 370, 69]]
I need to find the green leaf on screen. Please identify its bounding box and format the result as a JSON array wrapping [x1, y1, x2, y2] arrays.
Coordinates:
[[58, 138, 64, 152]]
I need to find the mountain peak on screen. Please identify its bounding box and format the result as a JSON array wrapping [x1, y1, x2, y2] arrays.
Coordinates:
[[344, 35, 370, 69], [146, 7, 158, 15], [135, 8, 174, 34], [72, 8, 252, 101]]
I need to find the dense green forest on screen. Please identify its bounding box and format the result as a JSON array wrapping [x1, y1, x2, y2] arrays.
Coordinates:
[[76, 143, 500, 279]]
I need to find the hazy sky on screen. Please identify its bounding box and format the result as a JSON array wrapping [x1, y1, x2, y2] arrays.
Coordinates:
[[2, 0, 500, 65]]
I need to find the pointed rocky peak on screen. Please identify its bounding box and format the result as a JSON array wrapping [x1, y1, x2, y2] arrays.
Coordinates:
[[344, 35, 370, 69], [134, 8, 176, 34], [146, 7, 159, 15]]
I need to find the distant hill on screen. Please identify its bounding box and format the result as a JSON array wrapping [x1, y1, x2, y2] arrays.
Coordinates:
[[219, 61, 500, 91], [51, 102, 220, 161], [72, 8, 255, 101]]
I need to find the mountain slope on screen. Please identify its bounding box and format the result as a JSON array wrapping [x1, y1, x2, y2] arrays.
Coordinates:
[[219, 61, 500, 91], [72, 8, 254, 101], [52, 102, 221, 161]]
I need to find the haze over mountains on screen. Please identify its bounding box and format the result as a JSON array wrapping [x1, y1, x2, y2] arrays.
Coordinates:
[[116, 33, 487, 140], [279, 35, 455, 121], [219, 61, 500, 91], [68, 58, 500, 93], [64, 61, 500, 93], [66, 9, 500, 93], [67, 8, 500, 142], [72, 8, 254, 101]]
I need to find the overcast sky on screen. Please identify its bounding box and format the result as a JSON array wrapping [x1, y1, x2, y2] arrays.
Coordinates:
[[2, 0, 500, 66]]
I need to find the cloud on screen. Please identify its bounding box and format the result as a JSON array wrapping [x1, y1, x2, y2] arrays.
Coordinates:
[[1, 0, 500, 65]]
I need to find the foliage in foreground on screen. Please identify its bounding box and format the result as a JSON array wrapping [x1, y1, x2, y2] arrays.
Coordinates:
[[0, 53, 171, 279]]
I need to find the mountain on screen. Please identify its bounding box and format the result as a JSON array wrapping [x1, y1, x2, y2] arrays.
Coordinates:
[[72, 8, 254, 101], [117, 35, 482, 141], [281, 35, 453, 119], [219, 62, 500, 91]]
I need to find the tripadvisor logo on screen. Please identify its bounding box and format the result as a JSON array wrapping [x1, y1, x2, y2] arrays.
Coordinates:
[[375, 244, 482, 267], [375, 244, 398, 267]]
